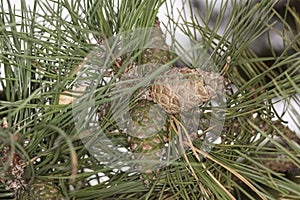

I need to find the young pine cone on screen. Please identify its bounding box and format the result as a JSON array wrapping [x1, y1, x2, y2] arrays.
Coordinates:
[[127, 100, 169, 187]]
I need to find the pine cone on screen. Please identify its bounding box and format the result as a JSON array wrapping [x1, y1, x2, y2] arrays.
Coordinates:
[[127, 100, 169, 187], [197, 69, 225, 97], [0, 118, 27, 195], [17, 179, 65, 200], [151, 67, 212, 114], [141, 17, 175, 65]]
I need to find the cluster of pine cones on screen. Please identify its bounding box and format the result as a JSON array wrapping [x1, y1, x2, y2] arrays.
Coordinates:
[[97, 17, 227, 187]]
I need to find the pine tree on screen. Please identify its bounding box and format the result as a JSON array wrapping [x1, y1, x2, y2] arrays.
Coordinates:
[[0, 0, 299, 199]]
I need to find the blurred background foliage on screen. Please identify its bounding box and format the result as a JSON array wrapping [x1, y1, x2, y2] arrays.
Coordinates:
[[0, 0, 299, 199]]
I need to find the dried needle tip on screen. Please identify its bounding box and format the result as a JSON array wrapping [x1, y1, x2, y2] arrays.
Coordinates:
[[221, 56, 231, 76], [226, 56, 231, 64], [2, 117, 8, 128]]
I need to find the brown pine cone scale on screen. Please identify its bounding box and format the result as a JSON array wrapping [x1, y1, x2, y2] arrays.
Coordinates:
[[151, 67, 214, 114]]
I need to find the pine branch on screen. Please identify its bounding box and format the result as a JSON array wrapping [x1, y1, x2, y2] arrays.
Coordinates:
[[0, 0, 299, 199]]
